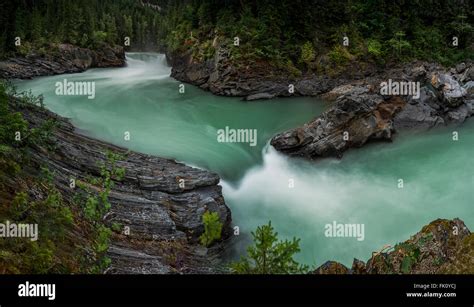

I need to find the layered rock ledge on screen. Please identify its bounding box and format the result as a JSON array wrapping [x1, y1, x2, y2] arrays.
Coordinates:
[[0, 43, 125, 79], [17, 103, 232, 274]]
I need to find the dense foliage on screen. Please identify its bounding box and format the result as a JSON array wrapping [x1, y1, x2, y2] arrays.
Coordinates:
[[0, 0, 165, 59], [160, 0, 474, 72], [1, 1, 472, 69], [231, 222, 309, 274]]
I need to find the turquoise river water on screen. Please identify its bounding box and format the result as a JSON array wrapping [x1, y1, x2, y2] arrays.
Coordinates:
[[15, 53, 473, 267]]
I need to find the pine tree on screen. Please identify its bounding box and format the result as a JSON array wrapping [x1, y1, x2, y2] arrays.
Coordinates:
[[231, 222, 309, 274]]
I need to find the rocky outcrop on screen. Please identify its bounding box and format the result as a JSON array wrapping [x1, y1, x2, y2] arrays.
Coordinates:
[[271, 92, 404, 158], [314, 218, 473, 274], [0, 43, 125, 79], [271, 63, 474, 160], [167, 47, 348, 98], [16, 102, 232, 274], [167, 47, 473, 159]]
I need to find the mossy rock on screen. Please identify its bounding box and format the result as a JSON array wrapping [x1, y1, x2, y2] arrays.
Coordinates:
[[439, 234, 474, 274]]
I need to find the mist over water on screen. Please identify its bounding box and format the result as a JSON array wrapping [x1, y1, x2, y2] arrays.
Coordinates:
[[16, 53, 474, 267]]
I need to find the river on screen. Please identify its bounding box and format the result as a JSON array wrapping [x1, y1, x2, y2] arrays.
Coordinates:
[[15, 53, 474, 268]]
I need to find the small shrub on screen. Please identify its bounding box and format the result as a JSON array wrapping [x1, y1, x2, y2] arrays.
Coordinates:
[[328, 45, 353, 66], [367, 39, 383, 58], [300, 41, 315, 68], [199, 211, 223, 247]]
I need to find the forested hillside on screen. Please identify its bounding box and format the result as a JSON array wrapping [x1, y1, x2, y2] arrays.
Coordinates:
[[160, 0, 473, 73], [1, 0, 472, 70], [0, 0, 165, 59]]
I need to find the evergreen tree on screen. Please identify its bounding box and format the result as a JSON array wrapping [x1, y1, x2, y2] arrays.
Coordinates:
[[231, 222, 309, 274]]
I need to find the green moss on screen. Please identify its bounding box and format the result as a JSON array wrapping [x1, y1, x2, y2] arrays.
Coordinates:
[[440, 234, 474, 274]]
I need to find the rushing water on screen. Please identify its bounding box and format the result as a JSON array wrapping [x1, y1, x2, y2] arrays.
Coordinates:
[[15, 53, 473, 267]]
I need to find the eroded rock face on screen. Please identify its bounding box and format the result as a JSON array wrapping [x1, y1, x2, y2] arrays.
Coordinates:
[[17, 103, 232, 274], [272, 63, 474, 160], [0, 43, 125, 79], [271, 94, 405, 159], [313, 218, 472, 274], [167, 47, 346, 98]]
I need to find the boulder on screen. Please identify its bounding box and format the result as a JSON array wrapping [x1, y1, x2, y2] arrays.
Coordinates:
[[431, 73, 467, 107], [313, 261, 350, 274]]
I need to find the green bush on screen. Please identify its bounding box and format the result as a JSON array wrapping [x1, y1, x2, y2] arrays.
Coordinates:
[[199, 211, 223, 247], [367, 39, 383, 58], [387, 31, 411, 60], [300, 41, 316, 68], [328, 45, 353, 66]]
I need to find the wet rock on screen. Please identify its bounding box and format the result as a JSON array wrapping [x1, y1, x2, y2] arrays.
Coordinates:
[[245, 92, 275, 101], [393, 87, 445, 130], [271, 94, 404, 159], [446, 103, 472, 124]]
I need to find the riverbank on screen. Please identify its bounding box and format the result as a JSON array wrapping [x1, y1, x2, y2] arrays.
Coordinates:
[[4, 48, 474, 274], [0, 43, 125, 79], [167, 48, 474, 161], [9, 98, 232, 274]]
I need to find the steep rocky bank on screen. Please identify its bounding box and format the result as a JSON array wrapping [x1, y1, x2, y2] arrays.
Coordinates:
[[16, 102, 232, 274], [0, 43, 125, 79], [314, 218, 474, 274], [167, 48, 352, 99]]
